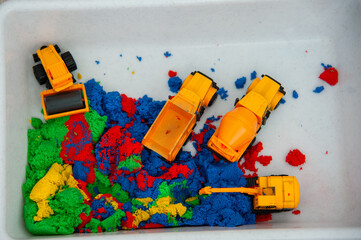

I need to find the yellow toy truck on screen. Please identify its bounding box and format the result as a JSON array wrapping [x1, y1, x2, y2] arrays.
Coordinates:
[[199, 175, 300, 213], [207, 75, 285, 162], [142, 71, 219, 162], [32, 44, 89, 120]]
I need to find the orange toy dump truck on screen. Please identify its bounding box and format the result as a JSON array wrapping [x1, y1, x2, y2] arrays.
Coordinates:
[[142, 71, 219, 162], [32, 44, 89, 120], [207, 75, 285, 162], [199, 175, 300, 213]]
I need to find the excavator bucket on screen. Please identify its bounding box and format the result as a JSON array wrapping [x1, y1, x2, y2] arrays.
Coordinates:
[[41, 83, 89, 120]]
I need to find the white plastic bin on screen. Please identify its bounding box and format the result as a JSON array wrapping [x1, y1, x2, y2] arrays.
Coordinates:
[[0, 0, 361, 239]]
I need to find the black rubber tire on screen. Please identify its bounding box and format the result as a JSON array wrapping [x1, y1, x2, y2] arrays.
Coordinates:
[[33, 64, 48, 85], [234, 95, 245, 106], [212, 81, 219, 90], [234, 97, 240, 106], [208, 93, 218, 107], [279, 86, 286, 95], [206, 146, 226, 161], [252, 208, 293, 214], [199, 106, 205, 117], [54, 44, 61, 53], [40, 45, 47, 50], [196, 107, 205, 121], [61, 51, 77, 72], [274, 100, 281, 110], [262, 111, 271, 125], [246, 177, 258, 187], [174, 147, 183, 160], [45, 79, 52, 89], [257, 127, 262, 133], [248, 137, 256, 149], [33, 53, 40, 63], [274, 87, 286, 110], [196, 112, 201, 121]]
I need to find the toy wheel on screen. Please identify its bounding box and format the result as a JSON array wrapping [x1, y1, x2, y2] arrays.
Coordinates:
[[262, 111, 270, 125], [199, 106, 205, 117], [208, 92, 218, 107], [196, 107, 205, 121], [54, 44, 61, 53], [207, 146, 226, 161], [274, 101, 281, 110], [73, 77, 76, 83], [234, 97, 240, 106], [174, 147, 183, 160], [212, 81, 219, 90], [235, 95, 245, 106], [246, 177, 258, 187], [279, 86, 286, 95], [33, 64, 48, 85], [248, 137, 256, 149], [45, 79, 52, 89], [196, 112, 201, 121], [257, 126, 262, 133], [61, 51, 77, 72], [40, 45, 47, 50], [33, 53, 40, 63]]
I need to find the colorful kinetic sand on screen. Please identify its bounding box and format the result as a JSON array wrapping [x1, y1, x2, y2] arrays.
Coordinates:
[[164, 51, 172, 58], [313, 86, 324, 93], [235, 77, 246, 89], [286, 149, 306, 167], [319, 64, 338, 86], [24, 79, 265, 235], [168, 76, 183, 93], [217, 87, 228, 100]]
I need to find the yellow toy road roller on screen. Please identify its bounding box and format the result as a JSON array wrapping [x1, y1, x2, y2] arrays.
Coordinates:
[[32, 44, 89, 120]]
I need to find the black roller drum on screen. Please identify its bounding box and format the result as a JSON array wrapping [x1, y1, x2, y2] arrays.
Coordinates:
[[45, 90, 85, 115]]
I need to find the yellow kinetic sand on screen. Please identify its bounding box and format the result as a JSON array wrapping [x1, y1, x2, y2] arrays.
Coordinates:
[[30, 163, 88, 221]]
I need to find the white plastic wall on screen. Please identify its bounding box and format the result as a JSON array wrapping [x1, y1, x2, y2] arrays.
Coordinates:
[[0, 0, 361, 239]]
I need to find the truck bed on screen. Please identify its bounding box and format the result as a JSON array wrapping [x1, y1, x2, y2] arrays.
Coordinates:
[[142, 100, 196, 161]]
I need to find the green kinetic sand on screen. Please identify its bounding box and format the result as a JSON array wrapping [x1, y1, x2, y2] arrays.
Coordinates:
[[23, 108, 107, 235]]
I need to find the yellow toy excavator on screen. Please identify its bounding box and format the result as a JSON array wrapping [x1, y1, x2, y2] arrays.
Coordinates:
[[199, 175, 300, 213], [32, 44, 89, 120]]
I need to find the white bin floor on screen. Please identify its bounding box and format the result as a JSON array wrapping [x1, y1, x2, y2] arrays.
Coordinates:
[[0, 0, 361, 239]]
